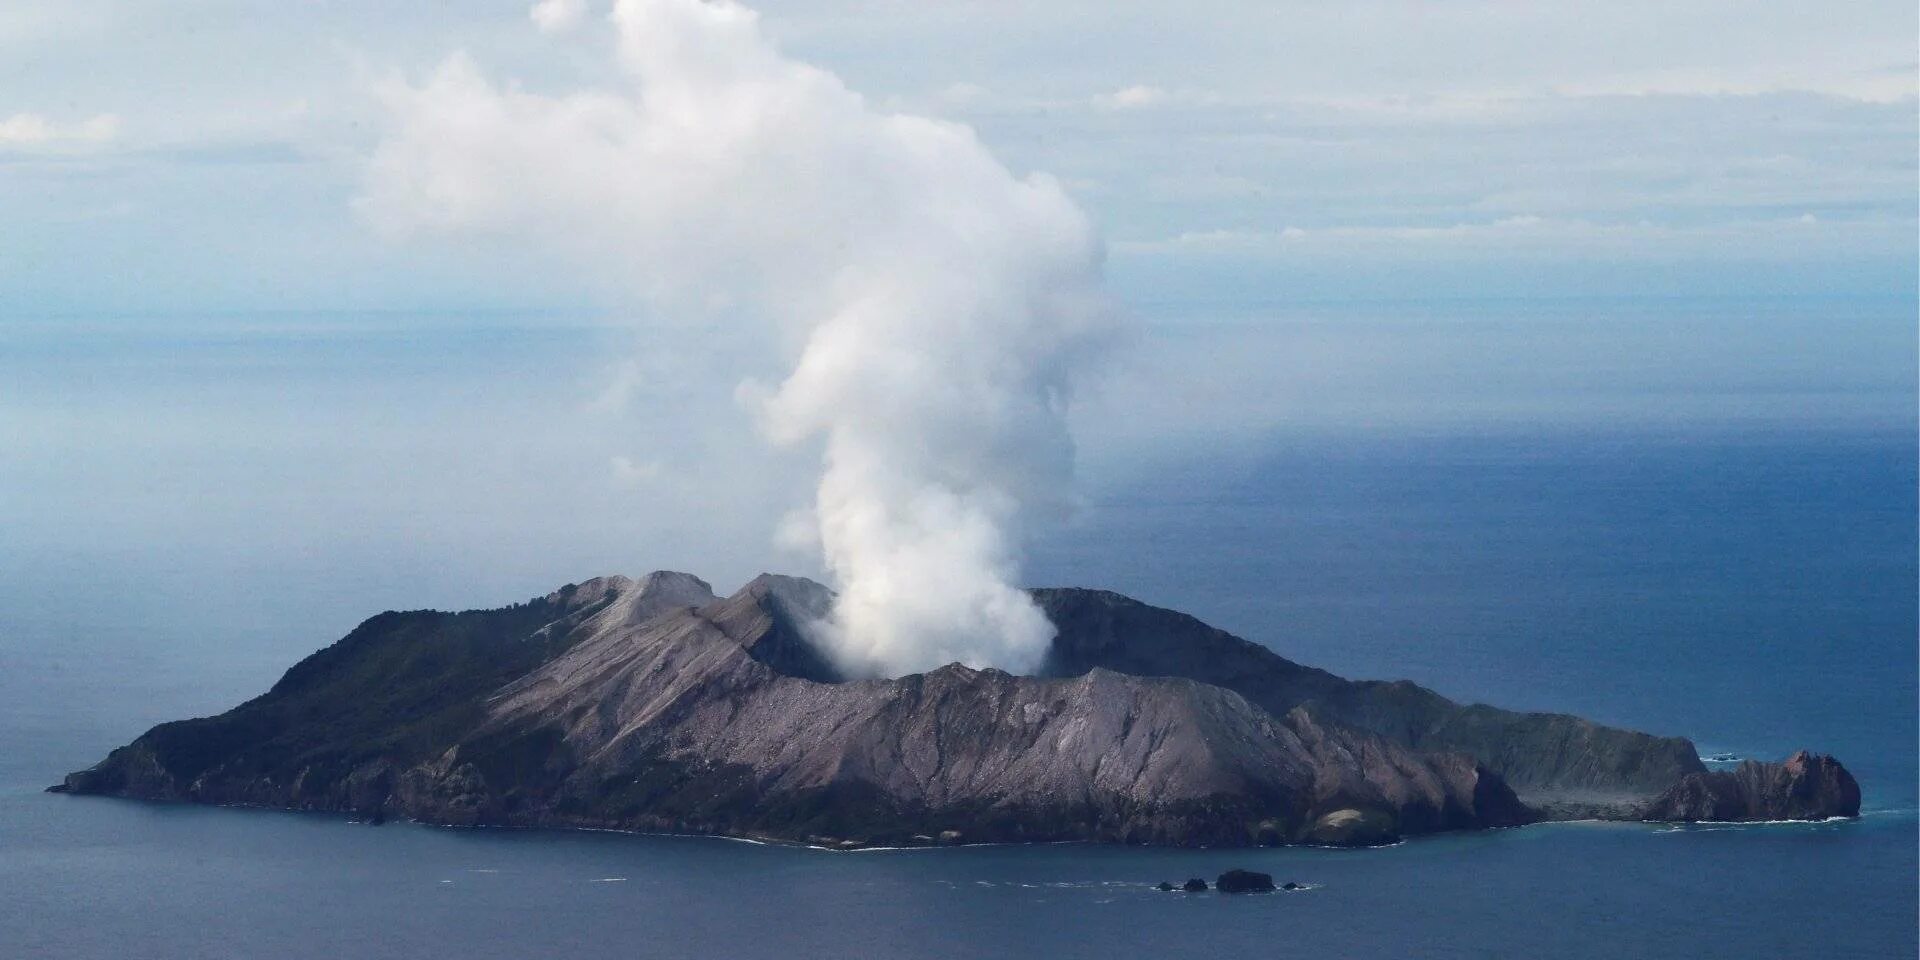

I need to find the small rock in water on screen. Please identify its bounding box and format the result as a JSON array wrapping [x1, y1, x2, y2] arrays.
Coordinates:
[[1215, 869, 1276, 894], [1156, 881, 1175, 892], [1181, 878, 1208, 892], [1281, 882, 1302, 891]]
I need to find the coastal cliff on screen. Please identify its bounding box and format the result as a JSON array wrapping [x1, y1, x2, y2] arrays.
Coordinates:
[[1642, 751, 1860, 822], [54, 572, 1858, 846]]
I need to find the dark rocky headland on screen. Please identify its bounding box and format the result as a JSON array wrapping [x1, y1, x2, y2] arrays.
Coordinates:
[[53, 572, 1861, 848]]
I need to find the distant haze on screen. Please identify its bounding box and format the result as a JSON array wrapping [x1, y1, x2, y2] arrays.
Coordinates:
[[360, 0, 1119, 676]]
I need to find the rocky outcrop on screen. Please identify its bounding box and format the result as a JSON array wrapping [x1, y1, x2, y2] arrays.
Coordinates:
[[1302, 807, 1399, 847], [55, 571, 1858, 846], [1639, 752, 1860, 822], [1215, 869, 1276, 893]]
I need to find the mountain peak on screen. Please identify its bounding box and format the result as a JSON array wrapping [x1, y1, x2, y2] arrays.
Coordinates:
[[634, 570, 718, 605], [544, 574, 635, 608], [701, 573, 841, 684], [735, 573, 834, 621]]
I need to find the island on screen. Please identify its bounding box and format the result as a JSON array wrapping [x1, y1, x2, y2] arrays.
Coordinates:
[[52, 572, 1861, 848]]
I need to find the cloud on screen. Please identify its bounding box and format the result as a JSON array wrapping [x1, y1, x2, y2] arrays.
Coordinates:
[[529, 0, 589, 34], [1118, 211, 1897, 272], [1, 0, 1910, 316], [585, 357, 646, 413], [608, 454, 662, 484], [1092, 84, 1169, 111], [1551, 63, 1919, 104], [1161, 216, 1562, 248], [937, 81, 990, 107], [0, 112, 118, 147], [360, 0, 1120, 677]]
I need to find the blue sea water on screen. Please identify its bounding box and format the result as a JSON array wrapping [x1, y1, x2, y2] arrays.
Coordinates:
[[1, 301, 1914, 958]]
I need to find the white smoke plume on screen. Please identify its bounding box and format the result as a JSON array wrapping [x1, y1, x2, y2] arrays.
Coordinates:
[[358, 0, 1117, 677]]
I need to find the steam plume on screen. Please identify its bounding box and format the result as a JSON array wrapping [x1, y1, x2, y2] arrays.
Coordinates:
[[359, 0, 1117, 676]]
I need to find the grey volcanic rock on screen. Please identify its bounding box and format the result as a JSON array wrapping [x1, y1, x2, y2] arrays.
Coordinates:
[[1302, 807, 1399, 847], [1033, 587, 1706, 805], [436, 579, 1529, 844], [703, 573, 842, 684], [1215, 869, 1276, 893], [1639, 751, 1861, 822], [56, 576, 633, 805], [1181, 878, 1208, 892], [56, 571, 1858, 845]]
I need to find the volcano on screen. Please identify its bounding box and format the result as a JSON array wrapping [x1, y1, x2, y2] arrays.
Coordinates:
[[54, 572, 1859, 847]]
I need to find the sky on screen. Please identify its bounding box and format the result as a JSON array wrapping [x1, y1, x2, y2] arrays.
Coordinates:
[[1, 0, 1915, 313]]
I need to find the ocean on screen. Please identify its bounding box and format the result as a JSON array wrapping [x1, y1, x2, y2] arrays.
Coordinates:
[[1, 300, 1913, 958]]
